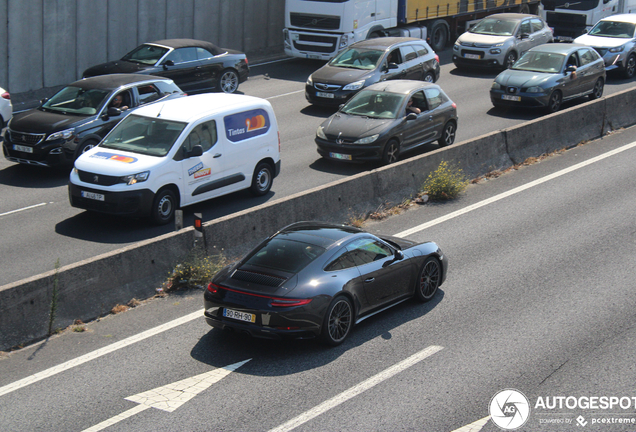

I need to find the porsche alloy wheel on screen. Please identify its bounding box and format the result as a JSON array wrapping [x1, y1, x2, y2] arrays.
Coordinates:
[[321, 296, 353, 346], [416, 257, 441, 302]]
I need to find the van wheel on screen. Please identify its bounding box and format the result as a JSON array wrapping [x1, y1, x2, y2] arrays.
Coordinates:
[[250, 162, 273, 196], [151, 188, 177, 225]]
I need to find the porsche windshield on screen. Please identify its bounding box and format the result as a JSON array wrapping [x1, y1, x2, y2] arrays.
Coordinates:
[[341, 90, 406, 119], [100, 115, 186, 157], [40, 86, 109, 116], [328, 48, 384, 70], [512, 52, 565, 73], [470, 18, 518, 36], [122, 44, 170, 65]]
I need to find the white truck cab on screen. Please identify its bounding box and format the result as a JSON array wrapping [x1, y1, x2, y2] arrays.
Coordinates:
[[69, 93, 281, 224]]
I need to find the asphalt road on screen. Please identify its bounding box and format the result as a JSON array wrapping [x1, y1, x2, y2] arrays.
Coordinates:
[[1, 125, 635, 431], [0, 50, 634, 287]]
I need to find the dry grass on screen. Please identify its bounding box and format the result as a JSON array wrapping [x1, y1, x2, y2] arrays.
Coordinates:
[[111, 304, 129, 314]]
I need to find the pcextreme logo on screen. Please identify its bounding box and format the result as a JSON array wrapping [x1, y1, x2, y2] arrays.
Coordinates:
[[489, 389, 531, 430]]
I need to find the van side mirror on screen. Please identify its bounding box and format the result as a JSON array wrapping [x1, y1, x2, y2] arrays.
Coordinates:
[[188, 145, 203, 158]]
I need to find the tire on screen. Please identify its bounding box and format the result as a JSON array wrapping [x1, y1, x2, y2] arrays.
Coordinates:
[[381, 139, 400, 165], [368, 31, 382, 39], [438, 121, 456, 147], [249, 162, 273, 196], [321, 296, 353, 346], [623, 54, 635, 79], [150, 188, 177, 225], [589, 78, 604, 100], [415, 257, 441, 302], [75, 139, 98, 159], [423, 72, 435, 83], [546, 90, 562, 113], [504, 51, 517, 69], [428, 20, 448, 53], [218, 69, 239, 93]]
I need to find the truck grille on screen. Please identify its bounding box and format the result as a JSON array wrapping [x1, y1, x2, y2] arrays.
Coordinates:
[[290, 13, 340, 30], [293, 34, 338, 53]]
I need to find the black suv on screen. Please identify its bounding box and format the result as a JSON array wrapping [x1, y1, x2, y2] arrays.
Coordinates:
[[2, 74, 183, 168]]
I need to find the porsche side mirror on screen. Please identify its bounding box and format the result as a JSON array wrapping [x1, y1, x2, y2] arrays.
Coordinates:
[[395, 250, 404, 260]]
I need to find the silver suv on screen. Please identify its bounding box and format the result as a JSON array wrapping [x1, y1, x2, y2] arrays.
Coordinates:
[[453, 13, 553, 69]]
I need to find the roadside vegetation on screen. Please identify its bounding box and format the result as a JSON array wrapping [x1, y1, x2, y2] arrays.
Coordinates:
[[160, 249, 227, 293]]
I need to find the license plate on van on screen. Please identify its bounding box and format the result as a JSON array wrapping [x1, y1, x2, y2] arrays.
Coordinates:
[[81, 191, 105, 201], [316, 92, 335, 99]]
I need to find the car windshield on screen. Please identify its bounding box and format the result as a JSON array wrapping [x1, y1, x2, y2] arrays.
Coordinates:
[[243, 238, 326, 273], [328, 48, 384, 70], [100, 115, 187, 157], [341, 90, 406, 119], [122, 44, 170, 65], [40, 86, 109, 116], [470, 18, 518, 36], [512, 52, 565, 73], [588, 21, 636, 38]]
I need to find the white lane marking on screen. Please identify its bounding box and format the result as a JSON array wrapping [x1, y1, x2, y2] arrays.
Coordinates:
[[450, 416, 491, 432], [81, 359, 251, 432], [0, 202, 47, 217], [268, 345, 444, 432], [396, 140, 636, 238], [266, 89, 304, 100], [0, 309, 203, 398]]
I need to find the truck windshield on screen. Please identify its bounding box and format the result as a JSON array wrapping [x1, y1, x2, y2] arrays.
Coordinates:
[[329, 48, 384, 70], [541, 0, 600, 11], [100, 115, 187, 157]]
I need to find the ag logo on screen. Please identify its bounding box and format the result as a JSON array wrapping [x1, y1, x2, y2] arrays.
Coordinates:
[[489, 389, 530, 430]]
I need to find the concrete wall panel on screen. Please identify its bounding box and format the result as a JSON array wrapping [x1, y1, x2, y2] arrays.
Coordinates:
[[138, 0, 167, 43], [193, 0, 220, 44], [77, 0, 108, 78], [8, 0, 43, 93], [268, 0, 286, 56], [604, 87, 636, 131], [107, 0, 140, 61], [0, 0, 8, 89], [219, 0, 244, 50], [43, 0, 77, 88], [243, 0, 269, 54], [166, 0, 195, 39]]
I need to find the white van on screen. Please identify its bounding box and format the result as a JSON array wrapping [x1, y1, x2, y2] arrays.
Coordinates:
[[69, 93, 281, 224]]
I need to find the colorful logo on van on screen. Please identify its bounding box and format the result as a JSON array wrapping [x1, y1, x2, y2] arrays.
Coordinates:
[[188, 162, 204, 177], [90, 152, 138, 164], [224, 108, 270, 142]]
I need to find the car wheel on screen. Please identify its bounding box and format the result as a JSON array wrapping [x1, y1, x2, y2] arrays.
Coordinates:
[[623, 54, 635, 79], [504, 51, 517, 69], [589, 78, 604, 100], [428, 20, 448, 52], [423, 72, 435, 83], [75, 139, 98, 159], [547, 90, 562, 113], [151, 188, 177, 225], [321, 296, 353, 346], [415, 257, 441, 302], [249, 162, 273, 196], [218, 69, 239, 93], [382, 139, 400, 165], [438, 121, 456, 147]]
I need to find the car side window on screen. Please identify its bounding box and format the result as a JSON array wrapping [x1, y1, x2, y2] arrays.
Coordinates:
[[136, 84, 162, 105], [165, 47, 198, 64], [413, 44, 429, 57], [181, 120, 217, 154], [424, 87, 447, 110], [531, 18, 544, 33], [518, 20, 532, 36], [325, 248, 358, 271], [386, 49, 403, 65], [578, 48, 596, 66], [344, 238, 392, 267], [566, 52, 580, 68], [196, 47, 214, 60], [400, 45, 418, 62], [410, 91, 428, 112]]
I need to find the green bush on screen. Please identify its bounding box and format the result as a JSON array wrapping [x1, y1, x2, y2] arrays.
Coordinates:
[[164, 250, 226, 291], [421, 161, 468, 200]]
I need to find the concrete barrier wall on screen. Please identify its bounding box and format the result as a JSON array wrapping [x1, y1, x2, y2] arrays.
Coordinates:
[[0, 0, 286, 94], [1, 87, 636, 350]]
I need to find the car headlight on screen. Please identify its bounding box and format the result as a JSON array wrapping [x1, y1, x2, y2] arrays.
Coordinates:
[[283, 29, 290, 44], [316, 126, 327, 140], [339, 34, 349, 49], [306, 75, 313, 86], [609, 44, 626, 53], [46, 128, 75, 141], [453, 43, 460, 51], [343, 80, 365, 91], [525, 86, 544, 93], [354, 134, 379, 144], [120, 171, 150, 185], [490, 48, 502, 54], [492, 42, 504, 47], [491, 82, 503, 90]]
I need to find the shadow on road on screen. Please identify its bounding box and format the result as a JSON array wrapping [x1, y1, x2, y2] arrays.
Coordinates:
[[0, 164, 70, 188]]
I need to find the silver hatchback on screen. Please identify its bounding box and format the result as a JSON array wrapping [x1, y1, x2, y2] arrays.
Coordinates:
[[453, 13, 553, 69]]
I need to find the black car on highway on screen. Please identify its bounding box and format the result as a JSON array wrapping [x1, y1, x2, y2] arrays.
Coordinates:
[[305, 37, 440, 107], [315, 80, 457, 164], [2, 74, 183, 168], [204, 222, 447, 345], [83, 39, 249, 94]]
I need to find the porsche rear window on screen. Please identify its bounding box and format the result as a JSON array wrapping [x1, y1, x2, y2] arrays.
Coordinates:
[[244, 238, 326, 273]]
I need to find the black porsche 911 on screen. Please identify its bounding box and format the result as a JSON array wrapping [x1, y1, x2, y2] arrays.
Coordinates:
[[83, 38, 249, 94], [204, 222, 447, 346]]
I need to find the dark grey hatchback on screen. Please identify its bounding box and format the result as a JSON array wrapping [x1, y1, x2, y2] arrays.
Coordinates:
[[315, 80, 457, 164], [306, 37, 440, 107]]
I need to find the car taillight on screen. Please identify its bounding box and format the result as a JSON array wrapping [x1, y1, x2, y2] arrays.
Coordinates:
[[245, 57, 249, 66], [435, 54, 440, 63], [270, 298, 312, 307], [452, 102, 457, 109], [1, 92, 10, 100], [207, 282, 221, 293]]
